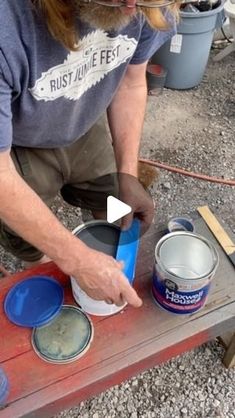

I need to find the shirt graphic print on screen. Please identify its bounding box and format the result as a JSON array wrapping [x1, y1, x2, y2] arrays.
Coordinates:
[[30, 30, 137, 102]]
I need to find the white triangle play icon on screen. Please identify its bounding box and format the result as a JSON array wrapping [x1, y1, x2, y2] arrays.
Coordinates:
[[107, 196, 132, 224]]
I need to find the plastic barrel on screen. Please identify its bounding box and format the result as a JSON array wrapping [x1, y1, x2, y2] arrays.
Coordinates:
[[152, 2, 224, 89]]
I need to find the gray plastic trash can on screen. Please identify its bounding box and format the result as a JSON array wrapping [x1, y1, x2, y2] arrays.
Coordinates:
[[152, 2, 225, 89]]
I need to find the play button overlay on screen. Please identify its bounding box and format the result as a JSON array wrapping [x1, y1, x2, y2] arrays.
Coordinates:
[[107, 196, 132, 224], [77, 171, 154, 246]]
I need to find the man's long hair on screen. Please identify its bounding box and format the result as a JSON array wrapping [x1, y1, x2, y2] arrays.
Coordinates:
[[33, 0, 179, 51]]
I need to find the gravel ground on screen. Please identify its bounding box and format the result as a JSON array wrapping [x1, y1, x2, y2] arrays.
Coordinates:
[[56, 341, 235, 418], [0, 47, 234, 417]]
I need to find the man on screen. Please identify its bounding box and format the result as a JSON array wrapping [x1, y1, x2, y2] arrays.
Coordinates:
[[0, 0, 177, 306]]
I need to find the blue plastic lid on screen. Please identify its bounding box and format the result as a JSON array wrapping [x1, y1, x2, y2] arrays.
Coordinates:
[[4, 276, 64, 328], [116, 219, 140, 284]]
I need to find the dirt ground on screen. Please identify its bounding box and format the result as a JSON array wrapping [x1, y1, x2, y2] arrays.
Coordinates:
[[141, 48, 234, 234]]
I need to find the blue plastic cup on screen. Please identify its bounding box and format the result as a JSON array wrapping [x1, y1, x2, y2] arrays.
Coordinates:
[[168, 216, 195, 233], [0, 369, 9, 407]]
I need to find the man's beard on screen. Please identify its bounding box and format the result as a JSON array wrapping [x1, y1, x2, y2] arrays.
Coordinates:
[[75, 1, 137, 31]]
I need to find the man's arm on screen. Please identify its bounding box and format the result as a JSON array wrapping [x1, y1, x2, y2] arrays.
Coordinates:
[[0, 150, 141, 307], [0, 150, 87, 268], [107, 62, 154, 229], [107, 62, 148, 177]]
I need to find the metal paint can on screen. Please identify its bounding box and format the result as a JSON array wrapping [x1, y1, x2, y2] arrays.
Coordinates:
[[152, 232, 219, 314], [71, 220, 126, 316]]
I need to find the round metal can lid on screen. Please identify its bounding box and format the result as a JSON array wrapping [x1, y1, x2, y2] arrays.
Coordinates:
[[4, 276, 64, 328], [31, 305, 94, 364]]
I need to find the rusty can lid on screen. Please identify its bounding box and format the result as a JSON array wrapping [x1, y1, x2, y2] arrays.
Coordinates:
[[31, 305, 94, 364]]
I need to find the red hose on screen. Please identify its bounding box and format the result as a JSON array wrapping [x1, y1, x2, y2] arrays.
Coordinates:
[[139, 158, 235, 186], [0, 264, 10, 277]]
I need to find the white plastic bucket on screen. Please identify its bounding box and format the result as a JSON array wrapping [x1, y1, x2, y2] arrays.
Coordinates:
[[71, 221, 126, 316]]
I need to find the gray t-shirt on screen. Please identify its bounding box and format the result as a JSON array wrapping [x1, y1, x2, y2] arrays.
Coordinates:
[[0, 0, 175, 151]]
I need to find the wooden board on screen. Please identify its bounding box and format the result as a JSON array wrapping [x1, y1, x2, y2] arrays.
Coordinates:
[[197, 206, 235, 266], [218, 331, 235, 348], [0, 217, 235, 418], [222, 333, 235, 368]]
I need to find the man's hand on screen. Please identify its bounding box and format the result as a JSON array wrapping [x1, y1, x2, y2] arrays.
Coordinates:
[[70, 246, 143, 307], [119, 174, 155, 231]]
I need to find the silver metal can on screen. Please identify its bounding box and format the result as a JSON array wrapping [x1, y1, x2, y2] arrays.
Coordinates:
[[152, 232, 219, 314]]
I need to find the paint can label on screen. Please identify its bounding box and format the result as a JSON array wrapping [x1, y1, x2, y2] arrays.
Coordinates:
[[152, 269, 211, 314]]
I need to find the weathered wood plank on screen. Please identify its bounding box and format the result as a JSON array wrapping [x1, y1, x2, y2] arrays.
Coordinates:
[[1, 302, 234, 418], [0, 255, 234, 365], [197, 206, 234, 257], [1, 218, 235, 364], [218, 331, 234, 348], [222, 333, 235, 368]]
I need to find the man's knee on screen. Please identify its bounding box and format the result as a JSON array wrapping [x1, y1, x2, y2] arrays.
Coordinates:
[[0, 221, 43, 262]]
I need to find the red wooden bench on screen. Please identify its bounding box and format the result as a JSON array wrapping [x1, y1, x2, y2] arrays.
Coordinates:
[[0, 216, 235, 418]]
